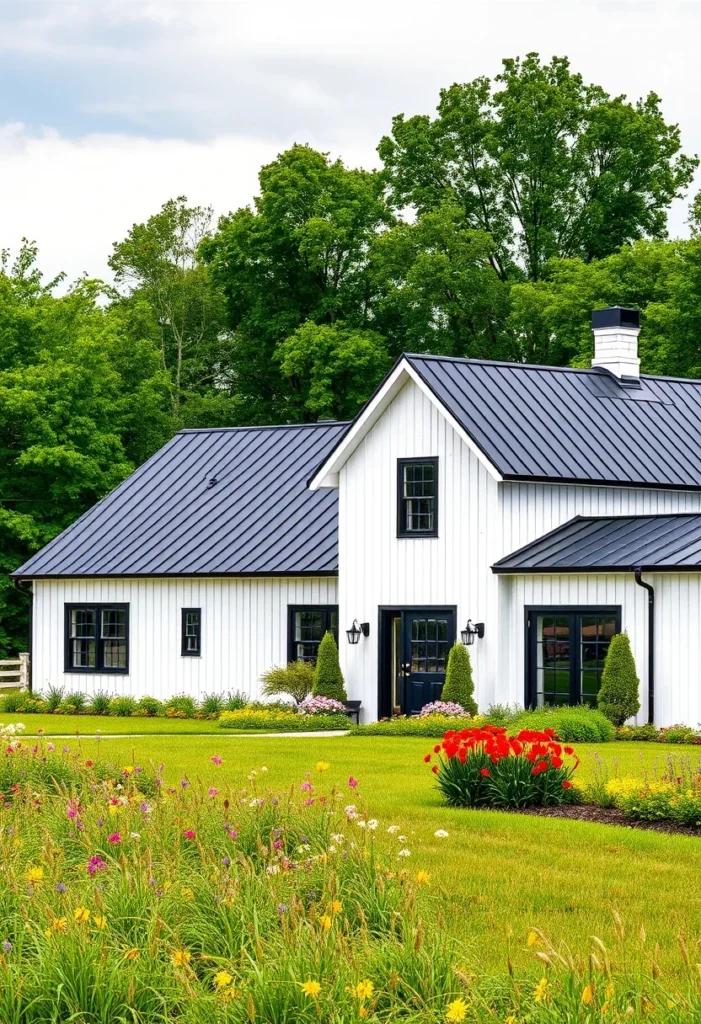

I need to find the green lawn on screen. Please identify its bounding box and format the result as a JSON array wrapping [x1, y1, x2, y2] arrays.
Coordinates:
[[0, 712, 227, 735], [4, 722, 698, 980]]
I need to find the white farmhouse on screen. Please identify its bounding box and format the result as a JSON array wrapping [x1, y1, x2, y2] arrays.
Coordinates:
[[13, 308, 701, 726]]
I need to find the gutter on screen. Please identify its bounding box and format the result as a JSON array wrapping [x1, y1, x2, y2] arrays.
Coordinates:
[[11, 578, 32, 693], [633, 569, 654, 724]]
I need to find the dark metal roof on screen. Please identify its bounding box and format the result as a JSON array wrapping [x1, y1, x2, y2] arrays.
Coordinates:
[[13, 422, 347, 578], [492, 514, 701, 573], [407, 354, 701, 489]]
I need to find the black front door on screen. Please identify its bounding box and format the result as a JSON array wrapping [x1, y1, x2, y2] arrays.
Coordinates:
[[526, 607, 621, 708], [401, 610, 455, 715]]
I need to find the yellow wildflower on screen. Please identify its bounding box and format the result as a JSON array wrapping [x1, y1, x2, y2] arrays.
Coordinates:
[[121, 766, 134, 775], [506, 1017, 517, 1024], [300, 979, 321, 998], [108, 804, 119, 817], [124, 948, 140, 960], [416, 870, 431, 885], [319, 913, 333, 931], [214, 970, 233, 990], [180, 886, 195, 900], [534, 977, 549, 1003], [446, 997, 468, 1022], [73, 907, 90, 925], [605, 983, 615, 1000], [53, 917, 67, 933], [315, 761, 330, 773], [44, 927, 53, 939], [330, 900, 343, 914], [356, 980, 374, 1000], [93, 915, 107, 930], [527, 930, 538, 947], [171, 949, 191, 967], [220, 987, 240, 1002], [601, 1001, 610, 1014], [26, 866, 44, 884], [582, 983, 594, 1005]]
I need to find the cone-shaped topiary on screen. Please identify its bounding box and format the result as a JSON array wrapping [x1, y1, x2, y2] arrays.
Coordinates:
[[597, 632, 641, 726], [312, 631, 347, 702], [441, 642, 478, 716]]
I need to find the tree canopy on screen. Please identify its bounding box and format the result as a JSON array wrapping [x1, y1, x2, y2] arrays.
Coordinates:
[[0, 53, 699, 654]]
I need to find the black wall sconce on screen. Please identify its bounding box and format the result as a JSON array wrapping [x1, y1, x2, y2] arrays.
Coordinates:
[[347, 620, 370, 645], [460, 620, 485, 646]]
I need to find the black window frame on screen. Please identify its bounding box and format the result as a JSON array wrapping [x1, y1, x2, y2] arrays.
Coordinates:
[[397, 457, 439, 538], [181, 607, 202, 657], [525, 605, 621, 708], [287, 605, 339, 663], [64, 603, 130, 675]]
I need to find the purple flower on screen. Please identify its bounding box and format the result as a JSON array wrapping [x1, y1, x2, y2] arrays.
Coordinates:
[[273, 840, 283, 850], [56, 882, 66, 893], [62, 745, 70, 753], [221, 856, 231, 867], [2, 941, 11, 953], [277, 903, 289, 915], [96, 818, 104, 827], [180, 779, 189, 790], [87, 856, 107, 875]]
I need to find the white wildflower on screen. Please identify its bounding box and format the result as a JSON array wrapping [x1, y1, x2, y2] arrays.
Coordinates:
[[356, 820, 367, 829], [398, 849, 411, 858], [434, 829, 449, 839], [386, 825, 400, 834], [366, 819, 378, 830]]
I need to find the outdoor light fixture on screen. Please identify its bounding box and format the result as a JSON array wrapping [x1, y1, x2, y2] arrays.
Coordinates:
[[346, 620, 370, 645], [461, 620, 485, 646]]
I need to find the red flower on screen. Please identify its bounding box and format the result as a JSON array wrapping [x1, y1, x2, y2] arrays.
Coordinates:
[[431, 765, 439, 774], [550, 755, 563, 769], [562, 781, 572, 789], [480, 768, 490, 777], [183, 829, 196, 840], [433, 745, 441, 754], [85, 760, 94, 768], [564, 746, 574, 756], [423, 754, 432, 763]]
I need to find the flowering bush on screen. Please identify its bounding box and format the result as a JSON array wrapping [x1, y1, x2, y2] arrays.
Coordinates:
[[616, 723, 701, 744], [426, 725, 580, 808], [601, 761, 701, 826], [297, 695, 347, 716], [418, 701, 471, 718]]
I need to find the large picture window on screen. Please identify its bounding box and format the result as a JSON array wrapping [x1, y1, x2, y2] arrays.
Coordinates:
[[526, 607, 620, 708], [287, 606, 339, 663], [397, 458, 438, 537], [65, 604, 129, 674]]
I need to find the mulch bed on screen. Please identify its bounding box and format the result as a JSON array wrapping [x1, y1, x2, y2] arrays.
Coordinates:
[[502, 803, 701, 837]]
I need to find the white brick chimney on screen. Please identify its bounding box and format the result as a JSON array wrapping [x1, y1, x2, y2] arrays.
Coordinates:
[[591, 306, 641, 379]]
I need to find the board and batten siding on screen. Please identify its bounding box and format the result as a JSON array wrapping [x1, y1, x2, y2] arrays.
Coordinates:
[[33, 577, 337, 700], [338, 375, 701, 722], [339, 379, 501, 719]]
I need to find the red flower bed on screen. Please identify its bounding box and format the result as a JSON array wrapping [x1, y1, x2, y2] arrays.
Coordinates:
[[425, 725, 580, 808]]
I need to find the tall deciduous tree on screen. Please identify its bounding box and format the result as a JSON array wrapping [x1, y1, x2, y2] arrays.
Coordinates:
[[201, 145, 393, 423], [109, 197, 228, 421], [380, 53, 697, 283]]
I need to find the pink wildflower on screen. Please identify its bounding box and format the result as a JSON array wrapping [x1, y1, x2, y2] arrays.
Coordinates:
[[207, 787, 218, 798], [348, 776, 359, 789], [107, 833, 121, 845], [183, 829, 196, 840], [300, 781, 313, 792], [87, 856, 107, 875], [210, 755, 223, 766]]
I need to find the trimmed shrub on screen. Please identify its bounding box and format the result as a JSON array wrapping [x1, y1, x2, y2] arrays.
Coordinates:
[[219, 709, 348, 731], [109, 694, 139, 717], [597, 632, 641, 726], [135, 695, 163, 717], [312, 632, 347, 702], [261, 661, 315, 704], [164, 694, 198, 718], [87, 691, 112, 715], [505, 706, 615, 743], [440, 643, 477, 715]]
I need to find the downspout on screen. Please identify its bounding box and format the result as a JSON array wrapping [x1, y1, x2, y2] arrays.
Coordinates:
[[633, 568, 654, 725], [11, 578, 32, 693]]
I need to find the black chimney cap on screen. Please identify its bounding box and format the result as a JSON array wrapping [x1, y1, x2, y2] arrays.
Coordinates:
[[592, 306, 640, 330]]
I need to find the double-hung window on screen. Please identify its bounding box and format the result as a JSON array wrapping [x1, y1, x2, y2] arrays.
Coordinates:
[[65, 604, 129, 673], [397, 458, 438, 537], [181, 608, 202, 657], [287, 606, 339, 663]]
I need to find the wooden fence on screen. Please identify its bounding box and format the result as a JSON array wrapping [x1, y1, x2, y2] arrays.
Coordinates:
[[0, 653, 29, 690]]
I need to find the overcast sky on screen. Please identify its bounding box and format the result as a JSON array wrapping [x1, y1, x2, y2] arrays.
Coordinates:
[[1, 0, 700, 285]]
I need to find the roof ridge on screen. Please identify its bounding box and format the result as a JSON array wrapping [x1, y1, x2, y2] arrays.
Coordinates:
[[405, 352, 701, 385], [178, 421, 349, 435]]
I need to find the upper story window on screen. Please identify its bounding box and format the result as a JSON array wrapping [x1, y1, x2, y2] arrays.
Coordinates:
[[397, 458, 438, 537], [65, 604, 129, 673], [182, 608, 201, 657], [288, 606, 339, 662]]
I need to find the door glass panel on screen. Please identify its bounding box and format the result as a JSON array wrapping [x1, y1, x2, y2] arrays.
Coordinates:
[[579, 614, 617, 707], [536, 615, 571, 707]]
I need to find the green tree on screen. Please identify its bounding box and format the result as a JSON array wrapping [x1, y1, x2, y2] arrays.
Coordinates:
[[109, 197, 228, 423], [278, 321, 390, 420], [380, 53, 697, 284], [312, 631, 347, 702], [201, 145, 393, 423], [441, 643, 478, 715], [597, 633, 641, 726]]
